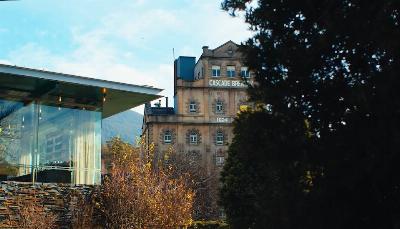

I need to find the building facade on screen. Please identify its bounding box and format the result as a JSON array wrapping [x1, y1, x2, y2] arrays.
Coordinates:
[[0, 64, 161, 185], [142, 41, 252, 174]]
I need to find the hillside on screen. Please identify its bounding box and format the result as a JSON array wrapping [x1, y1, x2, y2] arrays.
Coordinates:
[[102, 110, 143, 145]]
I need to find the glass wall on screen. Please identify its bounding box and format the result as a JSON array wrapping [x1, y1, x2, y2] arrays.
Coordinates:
[[0, 98, 101, 185]]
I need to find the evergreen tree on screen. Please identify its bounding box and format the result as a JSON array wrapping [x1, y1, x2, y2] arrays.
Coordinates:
[[220, 1, 400, 228]]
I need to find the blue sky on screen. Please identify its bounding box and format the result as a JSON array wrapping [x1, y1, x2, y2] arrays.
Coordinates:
[[0, 0, 251, 113]]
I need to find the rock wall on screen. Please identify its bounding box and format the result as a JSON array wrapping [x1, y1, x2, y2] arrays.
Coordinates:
[[0, 181, 95, 228]]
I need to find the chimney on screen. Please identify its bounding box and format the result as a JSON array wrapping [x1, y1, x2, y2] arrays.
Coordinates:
[[155, 100, 161, 108], [165, 97, 168, 107], [202, 46, 209, 54]]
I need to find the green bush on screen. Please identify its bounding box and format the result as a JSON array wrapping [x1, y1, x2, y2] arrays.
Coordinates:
[[188, 221, 229, 229]]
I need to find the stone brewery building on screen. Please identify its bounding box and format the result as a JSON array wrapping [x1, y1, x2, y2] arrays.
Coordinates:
[[142, 41, 252, 173]]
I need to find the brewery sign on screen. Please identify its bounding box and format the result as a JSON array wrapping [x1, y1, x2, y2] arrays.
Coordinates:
[[209, 79, 250, 88]]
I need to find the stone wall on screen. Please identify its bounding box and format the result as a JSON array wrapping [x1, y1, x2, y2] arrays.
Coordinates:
[[0, 181, 95, 228]]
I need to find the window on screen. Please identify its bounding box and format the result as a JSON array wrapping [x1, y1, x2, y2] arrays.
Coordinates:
[[216, 101, 223, 113], [219, 208, 226, 219], [212, 66, 221, 77], [216, 132, 224, 145], [190, 133, 198, 144], [45, 132, 66, 164], [164, 131, 172, 144], [189, 101, 197, 113], [241, 67, 250, 78], [187, 128, 201, 145], [216, 155, 225, 166], [227, 66, 236, 77]]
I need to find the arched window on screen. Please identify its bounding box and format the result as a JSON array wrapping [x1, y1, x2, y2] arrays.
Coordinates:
[[215, 149, 225, 166], [190, 132, 198, 144], [164, 130, 172, 144], [216, 101, 223, 113], [186, 128, 201, 145], [189, 101, 197, 113], [216, 155, 225, 166], [216, 131, 224, 145]]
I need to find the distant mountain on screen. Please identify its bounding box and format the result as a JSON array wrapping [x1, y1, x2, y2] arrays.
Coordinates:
[[102, 110, 143, 145]]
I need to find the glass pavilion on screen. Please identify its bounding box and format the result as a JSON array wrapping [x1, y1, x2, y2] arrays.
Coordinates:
[[0, 64, 161, 185]]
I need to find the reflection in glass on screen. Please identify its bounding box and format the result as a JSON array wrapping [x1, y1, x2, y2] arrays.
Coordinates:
[[0, 99, 101, 185], [0, 99, 36, 181]]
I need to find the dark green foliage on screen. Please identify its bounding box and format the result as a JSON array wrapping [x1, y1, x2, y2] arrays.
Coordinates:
[[220, 0, 400, 228], [189, 221, 229, 229], [220, 109, 310, 228]]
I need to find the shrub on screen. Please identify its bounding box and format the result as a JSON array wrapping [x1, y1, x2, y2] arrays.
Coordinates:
[[70, 189, 102, 229], [18, 198, 58, 229], [188, 220, 229, 229], [100, 138, 194, 229]]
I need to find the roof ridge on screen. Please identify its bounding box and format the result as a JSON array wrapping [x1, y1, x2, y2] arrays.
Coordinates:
[[211, 40, 238, 51]]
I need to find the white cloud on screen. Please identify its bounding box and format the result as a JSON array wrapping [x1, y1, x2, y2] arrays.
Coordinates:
[[87, 7, 182, 50], [3, 0, 252, 114], [8, 43, 61, 70], [178, 1, 252, 47]]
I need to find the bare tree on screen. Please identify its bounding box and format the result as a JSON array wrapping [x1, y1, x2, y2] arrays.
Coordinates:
[[163, 148, 220, 220], [100, 138, 194, 229]]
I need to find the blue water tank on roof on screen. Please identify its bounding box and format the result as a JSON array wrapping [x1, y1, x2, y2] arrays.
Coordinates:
[[176, 56, 195, 81]]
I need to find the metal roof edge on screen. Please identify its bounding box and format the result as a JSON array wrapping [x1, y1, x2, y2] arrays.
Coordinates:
[[0, 63, 163, 95]]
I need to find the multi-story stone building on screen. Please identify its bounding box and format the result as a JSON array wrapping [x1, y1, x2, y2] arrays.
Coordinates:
[[142, 41, 252, 173]]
